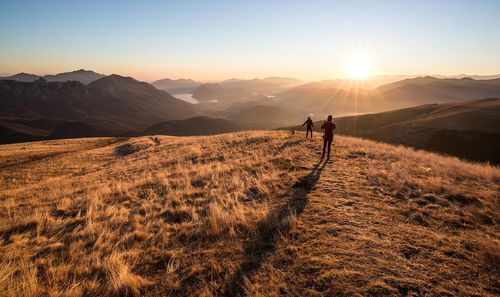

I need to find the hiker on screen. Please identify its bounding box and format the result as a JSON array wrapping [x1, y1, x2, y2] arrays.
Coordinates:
[[321, 115, 336, 158], [302, 117, 314, 138]]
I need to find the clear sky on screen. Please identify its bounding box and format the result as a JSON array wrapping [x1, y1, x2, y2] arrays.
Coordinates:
[[1, 0, 499, 82]]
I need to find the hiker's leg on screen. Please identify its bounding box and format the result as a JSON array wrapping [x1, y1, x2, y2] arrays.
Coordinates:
[[327, 140, 332, 157], [322, 138, 327, 157]]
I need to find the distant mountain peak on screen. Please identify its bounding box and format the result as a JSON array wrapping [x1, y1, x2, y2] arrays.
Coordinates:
[[110, 74, 130, 78], [0, 72, 41, 82], [100, 74, 138, 83], [71, 69, 95, 74], [41, 69, 106, 84]]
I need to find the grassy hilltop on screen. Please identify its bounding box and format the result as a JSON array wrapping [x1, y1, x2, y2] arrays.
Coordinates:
[[0, 131, 498, 296]]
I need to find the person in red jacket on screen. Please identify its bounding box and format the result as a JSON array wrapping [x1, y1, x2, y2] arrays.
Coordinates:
[[321, 115, 336, 158]]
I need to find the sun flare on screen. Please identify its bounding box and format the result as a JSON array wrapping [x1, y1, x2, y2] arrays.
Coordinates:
[[345, 55, 373, 80]]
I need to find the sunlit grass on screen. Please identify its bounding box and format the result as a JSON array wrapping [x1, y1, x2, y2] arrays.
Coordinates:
[[0, 132, 498, 296]]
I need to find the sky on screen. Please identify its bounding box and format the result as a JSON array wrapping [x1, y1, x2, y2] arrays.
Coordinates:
[[1, 0, 500, 82]]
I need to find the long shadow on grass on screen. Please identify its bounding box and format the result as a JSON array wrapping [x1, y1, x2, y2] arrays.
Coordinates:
[[223, 157, 329, 296], [274, 138, 306, 155]]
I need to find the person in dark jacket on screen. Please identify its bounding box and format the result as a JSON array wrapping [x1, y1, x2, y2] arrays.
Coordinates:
[[302, 117, 314, 138], [321, 115, 336, 158]]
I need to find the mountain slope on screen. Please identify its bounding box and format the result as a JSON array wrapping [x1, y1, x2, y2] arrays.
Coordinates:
[[227, 105, 305, 129], [0, 119, 48, 143], [0, 132, 497, 296], [49, 122, 112, 139], [0, 72, 41, 82], [143, 116, 241, 136], [0, 118, 76, 144], [331, 98, 500, 163], [88, 74, 195, 122]]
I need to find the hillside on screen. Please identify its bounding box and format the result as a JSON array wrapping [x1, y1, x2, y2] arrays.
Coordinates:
[[87, 75, 195, 122], [0, 119, 47, 144], [0, 132, 497, 296], [0, 72, 41, 82], [143, 116, 241, 136], [49, 122, 112, 139], [227, 105, 305, 129], [327, 98, 500, 164]]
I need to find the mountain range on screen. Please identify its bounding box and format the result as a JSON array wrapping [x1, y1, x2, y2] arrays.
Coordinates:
[[0, 69, 105, 84], [0, 75, 195, 143], [272, 76, 500, 119], [1, 70, 500, 164], [367, 74, 500, 87]]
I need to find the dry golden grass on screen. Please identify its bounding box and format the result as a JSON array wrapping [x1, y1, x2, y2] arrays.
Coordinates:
[[0, 131, 498, 296]]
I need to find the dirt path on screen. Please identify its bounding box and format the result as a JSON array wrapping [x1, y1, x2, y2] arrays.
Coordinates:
[[225, 137, 391, 296], [274, 138, 408, 295], [270, 138, 408, 295]]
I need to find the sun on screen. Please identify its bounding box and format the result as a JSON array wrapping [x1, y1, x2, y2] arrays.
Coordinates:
[[344, 55, 373, 80]]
